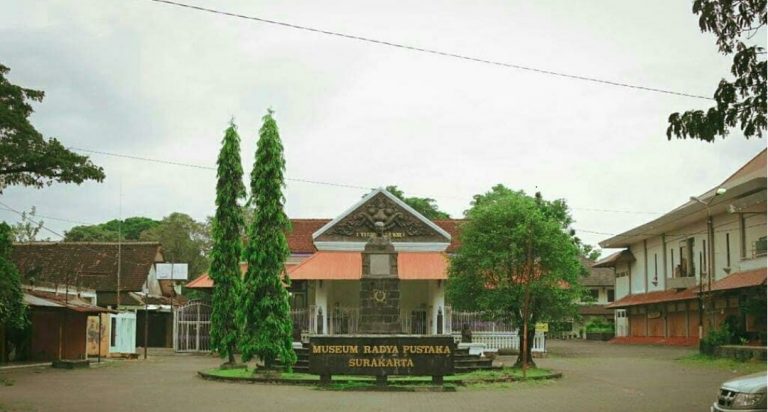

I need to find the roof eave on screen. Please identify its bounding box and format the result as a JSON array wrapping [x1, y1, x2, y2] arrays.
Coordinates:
[[600, 177, 766, 248]]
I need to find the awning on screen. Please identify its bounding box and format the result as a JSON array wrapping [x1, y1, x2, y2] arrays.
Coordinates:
[[710, 268, 767, 292], [288, 252, 362, 280], [287, 251, 449, 280], [24, 291, 112, 313], [188, 262, 297, 289], [606, 286, 698, 309]]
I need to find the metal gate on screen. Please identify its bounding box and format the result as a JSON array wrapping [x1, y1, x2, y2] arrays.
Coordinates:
[[173, 301, 211, 352], [109, 312, 137, 354]]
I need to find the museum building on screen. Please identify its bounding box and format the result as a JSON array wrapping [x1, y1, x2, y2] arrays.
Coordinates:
[[188, 188, 462, 337]]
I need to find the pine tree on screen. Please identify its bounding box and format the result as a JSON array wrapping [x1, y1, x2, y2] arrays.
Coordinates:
[[209, 121, 246, 364], [238, 110, 296, 369]]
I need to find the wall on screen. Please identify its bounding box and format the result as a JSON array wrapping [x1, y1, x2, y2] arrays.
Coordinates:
[[29, 308, 88, 361], [622, 201, 766, 296], [615, 268, 630, 300], [327, 281, 360, 308], [86, 314, 110, 356]]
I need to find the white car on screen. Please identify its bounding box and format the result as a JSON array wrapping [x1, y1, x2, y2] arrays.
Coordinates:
[[711, 372, 767, 412]]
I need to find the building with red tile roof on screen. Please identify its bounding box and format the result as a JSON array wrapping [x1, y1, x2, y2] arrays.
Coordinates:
[[192, 188, 464, 336]]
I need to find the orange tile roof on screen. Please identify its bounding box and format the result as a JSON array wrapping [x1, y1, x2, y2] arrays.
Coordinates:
[[288, 252, 362, 280], [606, 286, 699, 308], [185, 274, 214, 289], [397, 253, 449, 280], [285, 251, 450, 280], [187, 262, 298, 289], [710, 268, 767, 292]]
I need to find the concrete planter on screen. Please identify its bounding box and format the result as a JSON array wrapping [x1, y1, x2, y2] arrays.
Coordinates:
[[586, 332, 614, 341], [714, 345, 767, 361]]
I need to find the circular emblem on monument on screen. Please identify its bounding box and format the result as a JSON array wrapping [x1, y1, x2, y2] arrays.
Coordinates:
[[373, 289, 387, 303]]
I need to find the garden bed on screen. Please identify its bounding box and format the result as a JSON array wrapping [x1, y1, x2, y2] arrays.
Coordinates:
[[198, 367, 562, 388]]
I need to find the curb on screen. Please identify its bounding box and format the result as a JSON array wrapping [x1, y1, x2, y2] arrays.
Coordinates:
[[197, 370, 563, 386]]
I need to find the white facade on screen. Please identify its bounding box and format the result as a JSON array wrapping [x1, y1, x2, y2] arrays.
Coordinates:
[[600, 150, 767, 301]]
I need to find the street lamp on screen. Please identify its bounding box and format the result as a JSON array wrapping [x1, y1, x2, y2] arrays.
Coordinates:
[[690, 187, 727, 338]]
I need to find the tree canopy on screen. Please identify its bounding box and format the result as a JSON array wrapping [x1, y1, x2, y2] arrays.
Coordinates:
[[385, 185, 450, 219], [139, 213, 211, 278], [469, 184, 601, 259], [667, 0, 766, 141], [0, 63, 105, 192], [0, 223, 27, 331], [208, 121, 246, 364], [447, 187, 585, 368], [238, 110, 296, 369], [64, 217, 160, 242]]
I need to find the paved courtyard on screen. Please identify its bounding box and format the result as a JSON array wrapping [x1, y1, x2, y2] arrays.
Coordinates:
[[0, 341, 762, 412]]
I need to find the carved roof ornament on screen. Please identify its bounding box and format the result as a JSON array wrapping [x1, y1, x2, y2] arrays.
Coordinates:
[[326, 194, 432, 238]]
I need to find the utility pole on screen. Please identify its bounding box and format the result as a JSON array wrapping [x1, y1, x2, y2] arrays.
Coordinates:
[[117, 182, 122, 310], [691, 187, 727, 336]]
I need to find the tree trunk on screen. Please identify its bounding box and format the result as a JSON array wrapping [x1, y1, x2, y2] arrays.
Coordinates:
[[227, 343, 235, 364], [513, 328, 537, 369]]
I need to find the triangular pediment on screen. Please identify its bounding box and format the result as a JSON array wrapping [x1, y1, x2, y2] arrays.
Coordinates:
[[313, 189, 451, 249]]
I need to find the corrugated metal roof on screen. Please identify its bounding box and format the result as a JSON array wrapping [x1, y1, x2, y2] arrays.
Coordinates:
[[24, 291, 111, 313], [24, 293, 64, 308]]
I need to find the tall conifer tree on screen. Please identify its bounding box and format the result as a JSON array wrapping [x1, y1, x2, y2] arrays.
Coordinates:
[[238, 110, 296, 369], [209, 121, 246, 364]]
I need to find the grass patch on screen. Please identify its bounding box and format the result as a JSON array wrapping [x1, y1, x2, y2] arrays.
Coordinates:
[[678, 354, 767, 374]]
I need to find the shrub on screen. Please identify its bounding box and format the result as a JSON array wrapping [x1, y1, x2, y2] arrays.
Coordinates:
[[700, 324, 733, 356], [585, 318, 614, 334]]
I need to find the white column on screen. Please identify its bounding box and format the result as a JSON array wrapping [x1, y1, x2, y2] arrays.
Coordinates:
[[431, 280, 445, 334], [315, 280, 328, 334]]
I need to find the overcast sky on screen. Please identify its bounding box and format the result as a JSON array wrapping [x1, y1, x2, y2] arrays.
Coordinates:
[[1, 0, 765, 253]]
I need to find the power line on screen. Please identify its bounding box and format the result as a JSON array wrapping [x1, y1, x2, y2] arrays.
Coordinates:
[[70, 147, 374, 190], [574, 221, 765, 240], [0, 200, 67, 239], [73, 146, 675, 216], [570, 207, 662, 215], [0, 207, 94, 226], [139, 0, 713, 101]]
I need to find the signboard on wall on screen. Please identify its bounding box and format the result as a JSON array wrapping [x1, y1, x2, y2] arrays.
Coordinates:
[[156, 263, 189, 280]]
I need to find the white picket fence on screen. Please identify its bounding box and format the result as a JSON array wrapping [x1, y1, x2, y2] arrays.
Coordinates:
[[451, 330, 546, 353]]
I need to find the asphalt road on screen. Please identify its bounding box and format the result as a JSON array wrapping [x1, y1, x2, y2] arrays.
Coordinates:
[[0, 340, 762, 412]]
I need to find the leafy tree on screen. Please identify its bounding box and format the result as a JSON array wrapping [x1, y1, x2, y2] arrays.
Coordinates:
[[101, 217, 160, 240], [0, 64, 105, 192], [0, 223, 27, 331], [385, 185, 450, 219], [64, 217, 160, 242], [469, 184, 600, 259], [238, 110, 296, 369], [447, 188, 584, 370], [667, 0, 766, 141], [209, 122, 246, 364], [140, 213, 210, 278], [12, 207, 45, 242], [64, 225, 119, 242]]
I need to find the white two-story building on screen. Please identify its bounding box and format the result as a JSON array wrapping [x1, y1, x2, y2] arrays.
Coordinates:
[[595, 149, 766, 345]]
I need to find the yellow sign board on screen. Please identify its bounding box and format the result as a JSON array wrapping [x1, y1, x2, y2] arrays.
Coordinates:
[[535, 322, 549, 333]]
